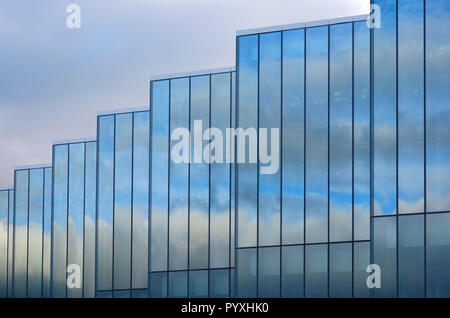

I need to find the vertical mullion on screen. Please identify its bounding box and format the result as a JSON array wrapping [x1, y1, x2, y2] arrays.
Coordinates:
[[423, 0, 427, 298], [130, 114, 135, 291], [395, 0, 399, 299], [327, 24, 331, 298], [279, 31, 283, 298], [167, 80, 171, 296], [256, 33, 260, 297], [351, 21, 355, 298], [187, 77, 191, 297], [303, 27, 307, 298]]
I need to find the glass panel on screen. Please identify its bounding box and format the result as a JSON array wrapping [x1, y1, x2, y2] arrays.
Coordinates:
[[132, 112, 149, 289], [28, 168, 44, 298], [150, 80, 169, 271], [7, 190, 14, 297], [97, 115, 114, 290], [96, 291, 112, 298], [259, 32, 281, 246], [168, 271, 188, 298], [230, 268, 236, 298], [14, 170, 28, 297], [353, 241, 370, 298], [305, 244, 327, 297], [426, 213, 450, 297], [0, 191, 8, 298], [373, 0, 397, 215], [210, 269, 229, 298], [305, 26, 329, 243], [169, 78, 189, 271], [114, 113, 133, 290], [329, 243, 352, 298], [330, 23, 352, 242], [237, 35, 258, 248], [398, 0, 425, 214], [131, 289, 148, 298], [190, 75, 210, 270], [373, 216, 396, 297], [113, 290, 131, 298], [237, 248, 256, 297], [231, 72, 236, 268], [426, 0, 450, 212], [398, 214, 424, 297], [210, 73, 231, 268], [258, 246, 280, 297], [84, 142, 96, 298], [53, 145, 68, 297], [353, 21, 371, 240], [150, 272, 168, 298], [189, 270, 208, 298], [67, 143, 85, 298], [281, 245, 304, 298], [43, 168, 52, 298], [282, 29, 305, 245]]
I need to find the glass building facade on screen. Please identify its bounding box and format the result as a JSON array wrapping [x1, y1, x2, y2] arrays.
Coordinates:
[[150, 68, 236, 298], [51, 139, 97, 298], [1, 1, 450, 299], [96, 108, 149, 298]]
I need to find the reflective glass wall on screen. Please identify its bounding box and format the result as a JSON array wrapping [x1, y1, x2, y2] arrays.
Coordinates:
[[11, 166, 52, 298], [96, 110, 149, 297], [0, 188, 13, 298], [52, 140, 97, 298], [236, 18, 371, 298], [150, 70, 236, 298], [371, 0, 450, 298]]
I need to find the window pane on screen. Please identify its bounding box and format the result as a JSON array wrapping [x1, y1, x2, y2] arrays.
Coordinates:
[[150, 272, 168, 298], [237, 248, 256, 297], [114, 113, 132, 290], [43, 168, 52, 298], [168, 271, 188, 298], [329, 243, 352, 298], [0, 191, 8, 298], [14, 169, 28, 298], [373, 0, 397, 215], [113, 290, 131, 298], [373, 216, 396, 297], [282, 29, 305, 245], [305, 26, 328, 243], [53, 145, 68, 297], [230, 72, 236, 268], [97, 115, 114, 290], [210, 73, 231, 268], [398, 214, 424, 297], [7, 190, 14, 297], [426, 0, 450, 212], [353, 241, 370, 298], [353, 21, 370, 240], [84, 142, 96, 298], [305, 244, 327, 297], [68, 143, 84, 298], [258, 247, 280, 297], [189, 270, 208, 298], [237, 35, 258, 248], [151, 80, 169, 271], [259, 32, 281, 246], [210, 269, 229, 298], [281, 245, 304, 298], [329, 23, 352, 242], [169, 78, 189, 270], [426, 213, 450, 297], [131, 289, 148, 298], [190, 75, 210, 270], [132, 112, 149, 289]]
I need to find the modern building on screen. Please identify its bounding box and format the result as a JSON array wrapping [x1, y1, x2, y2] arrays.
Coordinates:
[[1, 0, 450, 298]]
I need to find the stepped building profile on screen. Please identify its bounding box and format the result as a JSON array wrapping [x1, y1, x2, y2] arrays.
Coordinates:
[[1, 0, 450, 298]]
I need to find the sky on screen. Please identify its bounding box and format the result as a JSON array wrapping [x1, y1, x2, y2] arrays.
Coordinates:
[[0, 0, 369, 186]]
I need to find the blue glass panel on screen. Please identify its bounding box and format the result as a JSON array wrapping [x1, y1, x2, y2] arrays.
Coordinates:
[[113, 290, 131, 298], [329, 242, 352, 298], [237, 35, 258, 248], [230, 72, 236, 267], [43, 168, 52, 297], [190, 75, 210, 270], [281, 245, 304, 298], [373, 0, 397, 215], [426, 0, 450, 212], [330, 23, 352, 242], [353, 21, 371, 240], [131, 289, 148, 298], [305, 244, 327, 297], [258, 247, 280, 297], [14, 170, 28, 297], [305, 26, 328, 243], [373, 216, 396, 297], [282, 29, 305, 245], [150, 80, 169, 271], [7, 190, 14, 297], [169, 78, 189, 270], [96, 291, 112, 298], [237, 248, 256, 297], [259, 32, 281, 246], [0, 191, 8, 297], [426, 213, 450, 297], [353, 241, 370, 298], [398, 214, 424, 297], [132, 112, 149, 289], [150, 272, 168, 298], [209, 269, 229, 298], [189, 270, 208, 298], [168, 271, 188, 298]]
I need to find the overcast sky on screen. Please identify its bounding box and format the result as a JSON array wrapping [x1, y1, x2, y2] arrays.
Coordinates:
[[0, 0, 369, 186]]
